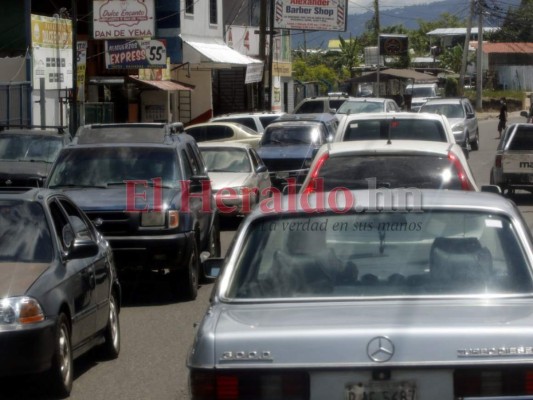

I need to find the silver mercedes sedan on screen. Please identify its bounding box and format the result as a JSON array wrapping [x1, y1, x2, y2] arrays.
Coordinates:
[[188, 189, 533, 399]]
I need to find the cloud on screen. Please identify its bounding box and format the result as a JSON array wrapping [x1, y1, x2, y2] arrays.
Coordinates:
[[349, 0, 443, 14]]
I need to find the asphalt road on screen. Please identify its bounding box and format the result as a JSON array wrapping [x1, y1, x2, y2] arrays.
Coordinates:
[[2, 112, 531, 400]]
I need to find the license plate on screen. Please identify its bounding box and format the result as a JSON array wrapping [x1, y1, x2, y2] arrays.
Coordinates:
[[345, 381, 416, 400]]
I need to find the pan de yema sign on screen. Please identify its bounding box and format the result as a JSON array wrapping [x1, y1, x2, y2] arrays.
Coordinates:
[[274, 0, 347, 32]]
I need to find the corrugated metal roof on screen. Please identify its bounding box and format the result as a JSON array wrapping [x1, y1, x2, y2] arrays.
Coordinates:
[[427, 27, 499, 36], [470, 42, 533, 54], [180, 34, 261, 65]]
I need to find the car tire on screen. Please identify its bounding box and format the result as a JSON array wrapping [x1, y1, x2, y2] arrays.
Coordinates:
[[471, 129, 479, 151], [48, 313, 73, 398], [101, 292, 120, 360], [175, 240, 199, 301]]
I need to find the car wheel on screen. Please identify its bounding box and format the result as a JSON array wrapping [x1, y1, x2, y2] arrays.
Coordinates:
[[48, 313, 73, 398], [464, 133, 472, 152], [101, 292, 120, 360], [175, 240, 199, 301], [471, 129, 479, 151]]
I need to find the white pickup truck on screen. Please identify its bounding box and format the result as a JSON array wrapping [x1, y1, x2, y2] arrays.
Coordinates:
[[490, 123, 533, 195]]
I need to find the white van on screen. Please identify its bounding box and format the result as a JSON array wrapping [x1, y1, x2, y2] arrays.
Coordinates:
[[405, 83, 439, 111]]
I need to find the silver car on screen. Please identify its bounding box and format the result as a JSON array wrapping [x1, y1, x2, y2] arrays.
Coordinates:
[[199, 142, 271, 216], [419, 97, 479, 152], [189, 189, 533, 399]]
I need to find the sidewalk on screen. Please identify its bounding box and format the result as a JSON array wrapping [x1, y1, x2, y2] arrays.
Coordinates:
[[477, 110, 523, 121]]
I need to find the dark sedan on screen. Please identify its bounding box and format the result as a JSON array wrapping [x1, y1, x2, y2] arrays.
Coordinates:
[[0, 188, 121, 397]]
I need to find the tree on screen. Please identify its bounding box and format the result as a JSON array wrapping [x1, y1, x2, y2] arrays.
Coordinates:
[[292, 59, 339, 93], [439, 44, 464, 72], [333, 35, 361, 79], [409, 13, 464, 56], [488, 0, 533, 42]]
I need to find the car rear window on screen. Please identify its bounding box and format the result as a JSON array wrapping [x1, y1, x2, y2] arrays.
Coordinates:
[[342, 119, 446, 142], [0, 134, 63, 163], [226, 211, 532, 300], [316, 155, 464, 190], [213, 117, 256, 131], [508, 126, 533, 150], [261, 125, 320, 145], [419, 103, 465, 119], [186, 125, 233, 141], [294, 101, 325, 114], [337, 101, 383, 114], [201, 148, 251, 173]]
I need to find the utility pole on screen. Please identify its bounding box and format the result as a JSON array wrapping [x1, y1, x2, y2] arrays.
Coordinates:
[[374, 0, 380, 96], [459, 0, 475, 95], [476, 0, 483, 110], [267, 0, 274, 111], [258, 0, 267, 109], [71, 0, 78, 135]]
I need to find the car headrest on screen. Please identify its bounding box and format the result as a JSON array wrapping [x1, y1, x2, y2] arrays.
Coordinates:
[[430, 237, 493, 283]]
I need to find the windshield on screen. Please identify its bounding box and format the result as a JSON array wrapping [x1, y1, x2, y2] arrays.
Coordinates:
[[226, 211, 532, 299], [48, 147, 180, 188], [262, 125, 321, 145], [342, 119, 447, 142], [0, 200, 53, 262], [406, 87, 436, 97], [336, 101, 384, 115], [316, 155, 465, 190], [201, 148, 251, 173], [420, 104, 465, 119], [0, 134, 63, 163]]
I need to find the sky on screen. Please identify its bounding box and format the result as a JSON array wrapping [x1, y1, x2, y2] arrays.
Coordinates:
[[349, 0, 446, 14]]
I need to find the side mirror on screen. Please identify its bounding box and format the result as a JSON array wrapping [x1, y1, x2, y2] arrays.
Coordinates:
[[256, 164, 267, 174], [520, 111, 529, 118], [467, 112, 475, 119], [66, 238, 99, 260], [481, 185, 502, 194], [190, 175, 210, 192], [202, 257, 224, 279]]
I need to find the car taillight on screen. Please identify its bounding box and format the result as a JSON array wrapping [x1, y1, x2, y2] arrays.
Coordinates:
[[495, 154, 502, 168], [302, 152, 329, 194], [448, 151, 475, 191], [190, 370, 309, 400], [455, 368, 533, 397]]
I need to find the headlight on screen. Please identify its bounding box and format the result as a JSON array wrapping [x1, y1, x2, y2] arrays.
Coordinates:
[[0, 297, 44, 325], [140, 210, 179, 228]]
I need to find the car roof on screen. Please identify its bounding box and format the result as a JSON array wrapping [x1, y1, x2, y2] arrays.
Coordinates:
[[73, 123, 192, 145], [0, 128, 66, 137], [277, 113, 337, 122], [324, 140, 455, 156], [186, 121, 254, 129], [422, 98, 465, 105], [342, 112, 445, 121], [198, 142, 253, 149], [244, 189, 518, 220], [341, 97, 390, 103], [266, 120, 326, 128], [211, 111, 285, 118]]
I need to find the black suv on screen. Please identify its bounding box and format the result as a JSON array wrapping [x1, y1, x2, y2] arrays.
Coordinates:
[[0, 128, 70, 187], [46, 123, 220, 300]]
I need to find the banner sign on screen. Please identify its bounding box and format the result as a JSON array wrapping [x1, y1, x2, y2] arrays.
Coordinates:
[[77, 41, 88, 101], [93, 0, 155, 39], [31, 14, 73, 90], [379, 34, 409, 56], [245, 63, 264, 84], [273, 0, 347, 32], [105, 39, 167, 69]]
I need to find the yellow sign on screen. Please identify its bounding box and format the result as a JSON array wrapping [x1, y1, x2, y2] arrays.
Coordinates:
[[31, 14, 72, 48], [272, 62, 292, 77]]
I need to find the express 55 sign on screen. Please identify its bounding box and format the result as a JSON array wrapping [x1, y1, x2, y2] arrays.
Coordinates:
[[105, 39, 166, 69]]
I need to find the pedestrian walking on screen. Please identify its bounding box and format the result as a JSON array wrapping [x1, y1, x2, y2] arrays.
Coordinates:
[[498, 97, 508, 138]]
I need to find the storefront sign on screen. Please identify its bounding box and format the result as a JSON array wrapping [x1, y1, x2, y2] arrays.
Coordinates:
[[105, 39, 167, 69], [77, 41, 88, 101], [93, 0, 155, 39], [31, 14, 73, 90], [245, 63, 264, 84], [273, 0, 347, 32]]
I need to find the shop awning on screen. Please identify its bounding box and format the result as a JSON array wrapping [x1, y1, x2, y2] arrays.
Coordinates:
[[129, 76, 194, 91], [180, 34, 262, 68]]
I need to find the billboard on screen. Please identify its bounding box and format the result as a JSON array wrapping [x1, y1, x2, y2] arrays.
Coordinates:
[[273, 0, 347, 32], [379, 34, 409, 56], [31, 14, 73, 90], [93, 0, 155, 39], [105, 39, 167, 69]]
